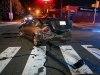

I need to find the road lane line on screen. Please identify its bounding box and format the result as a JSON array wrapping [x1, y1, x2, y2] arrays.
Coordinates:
[[59, 45, 93, 75], [0, 47, 21, 73], [22, 46, 46, 75], [82, 45, 100, 60]]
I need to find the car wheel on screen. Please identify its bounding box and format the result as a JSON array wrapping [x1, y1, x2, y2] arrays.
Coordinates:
[[19, 30, 24, 36], [33, 34, 42, 46], [33, 35, 38, 46], [33, 35, 41, 46]]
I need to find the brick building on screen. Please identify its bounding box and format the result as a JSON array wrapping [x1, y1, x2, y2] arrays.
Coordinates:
[[49, 6, 100, 23], [64, 6, 100, 23]]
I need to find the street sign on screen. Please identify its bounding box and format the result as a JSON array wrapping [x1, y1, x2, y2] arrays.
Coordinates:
[[78, 7, 100, 12]]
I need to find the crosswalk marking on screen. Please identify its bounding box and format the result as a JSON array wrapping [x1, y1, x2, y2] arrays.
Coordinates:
[[82, 45, 100, 60], [1, 45, 100, 75], [59, 45, 93, 75], [0, 47, 21, 73], [22, 46, 46, 75]]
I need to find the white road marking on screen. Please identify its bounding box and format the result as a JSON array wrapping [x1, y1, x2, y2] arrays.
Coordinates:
[[0, 47, 21, 73], [82, 45, 100, 59], [59, 45, 93, 75], [22, 46, 46, 75]]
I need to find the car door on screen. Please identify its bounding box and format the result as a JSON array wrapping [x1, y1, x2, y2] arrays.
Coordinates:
[[21, 21, 33, 38], [25, 19, 41, 39]]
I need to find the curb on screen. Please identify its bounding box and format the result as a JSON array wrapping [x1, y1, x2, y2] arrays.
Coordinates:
[[73, 23, 100, 28], [0, 22, 22, 27]]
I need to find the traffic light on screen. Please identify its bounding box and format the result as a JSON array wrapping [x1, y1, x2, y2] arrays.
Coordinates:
[[43, 0, 49, 1], [43, 0, 53, 3]]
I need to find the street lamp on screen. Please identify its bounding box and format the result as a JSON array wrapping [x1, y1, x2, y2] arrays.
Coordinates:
[[36, 10, 40, 16], [28, 7, 31, 11], [36, 10, 40, 14]]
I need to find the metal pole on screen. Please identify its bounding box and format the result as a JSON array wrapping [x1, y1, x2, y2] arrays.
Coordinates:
[[10, 0, 12, 12], [93, 7, 96, 24], [93, 0, 97, 24], [61, 0, 62, 18], [10, 0, 13, 21]]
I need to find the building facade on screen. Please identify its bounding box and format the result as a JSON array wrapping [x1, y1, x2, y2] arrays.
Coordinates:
[[64, 6, 100, 23], [49, 6, 100, 23]]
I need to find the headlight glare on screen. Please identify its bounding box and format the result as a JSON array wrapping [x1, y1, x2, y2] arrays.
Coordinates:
[[29, 17, 33, 20]]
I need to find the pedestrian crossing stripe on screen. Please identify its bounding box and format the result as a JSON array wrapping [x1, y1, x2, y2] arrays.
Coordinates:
[[0, 45, 99, 75], [0, 47, 21, 73], [82, 45, 100, 60], [59, 45, 93, 75], [22, 46, 46, 75]]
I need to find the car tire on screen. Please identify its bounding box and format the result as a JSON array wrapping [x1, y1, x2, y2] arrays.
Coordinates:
[[33, 34, 42, 46], [19, 30, 24, 36], [33, 35, 38, 46]]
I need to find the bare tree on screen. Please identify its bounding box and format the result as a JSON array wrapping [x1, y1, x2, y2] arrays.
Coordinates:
[[0, 0, 25, 20], [43, 2, 55, 14], [12, 0, 24, 15]]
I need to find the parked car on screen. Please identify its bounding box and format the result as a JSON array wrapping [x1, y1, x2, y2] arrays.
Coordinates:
[[19, 18, 72, 46]]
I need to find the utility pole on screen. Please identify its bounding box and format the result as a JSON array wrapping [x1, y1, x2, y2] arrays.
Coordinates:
[[9, 0, 13, 21], [93, 0, 99, 24]]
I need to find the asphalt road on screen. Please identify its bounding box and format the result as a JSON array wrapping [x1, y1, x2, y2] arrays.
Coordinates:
[[0, 24, 100, 75]]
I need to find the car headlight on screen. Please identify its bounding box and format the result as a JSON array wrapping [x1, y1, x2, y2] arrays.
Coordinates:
[[24, 17, 27, 20], [28, 16, 33, 20]]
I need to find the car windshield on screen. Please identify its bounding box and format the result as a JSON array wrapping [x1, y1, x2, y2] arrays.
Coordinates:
[[33, 19, 43, 26]]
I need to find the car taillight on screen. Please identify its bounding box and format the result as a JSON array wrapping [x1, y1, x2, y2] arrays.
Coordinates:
[[43, 28, 50, 33]]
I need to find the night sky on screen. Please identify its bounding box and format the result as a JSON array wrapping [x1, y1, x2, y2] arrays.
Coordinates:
[[19, 0, 96, 8], [0, 0, 96, 8]]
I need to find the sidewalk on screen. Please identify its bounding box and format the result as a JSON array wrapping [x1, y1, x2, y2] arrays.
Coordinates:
[[0, 19, 100, 28], [0, 19, 23, 26], [73, 22, 100, 28]]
